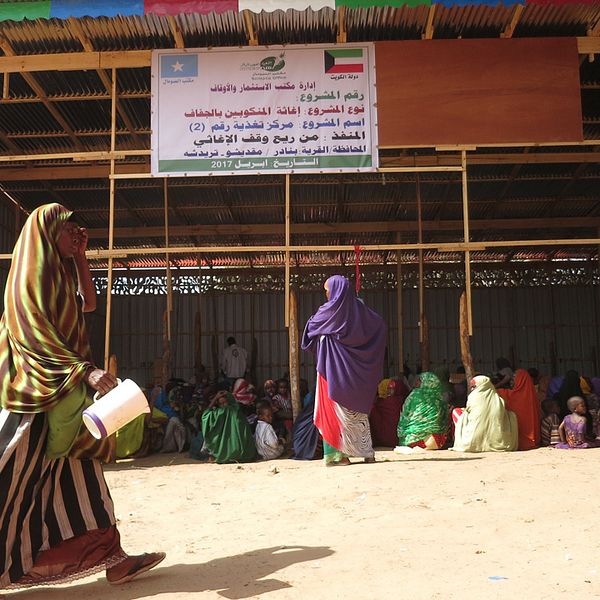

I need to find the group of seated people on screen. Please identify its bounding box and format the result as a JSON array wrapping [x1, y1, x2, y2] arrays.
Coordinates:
[[376, 359, 600, 453], [115, 374, 321, 464], [114, 359, 600, 464]]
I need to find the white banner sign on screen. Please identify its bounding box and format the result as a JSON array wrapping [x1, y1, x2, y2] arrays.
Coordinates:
[[151, 44, 378, 176]]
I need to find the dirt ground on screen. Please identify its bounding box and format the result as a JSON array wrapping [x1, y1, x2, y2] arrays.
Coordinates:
[[6, 447, 600, 600]]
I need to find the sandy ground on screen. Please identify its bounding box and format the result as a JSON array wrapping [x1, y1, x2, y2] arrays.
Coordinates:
[[5, 447, 600, 600]]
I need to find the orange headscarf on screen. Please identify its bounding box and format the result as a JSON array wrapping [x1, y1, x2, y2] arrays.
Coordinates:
[[499, 369, 541, 450]]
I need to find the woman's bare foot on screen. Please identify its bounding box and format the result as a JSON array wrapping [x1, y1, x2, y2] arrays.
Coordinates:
[[106, 552, 166, 585], [364, 456, 376, 463]]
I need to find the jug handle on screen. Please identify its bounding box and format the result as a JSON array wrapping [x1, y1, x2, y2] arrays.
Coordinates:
[[93, 378, 122, 403]]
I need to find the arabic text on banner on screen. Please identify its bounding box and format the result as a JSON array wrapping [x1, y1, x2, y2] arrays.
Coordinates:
[[151, 44, 378, 176]]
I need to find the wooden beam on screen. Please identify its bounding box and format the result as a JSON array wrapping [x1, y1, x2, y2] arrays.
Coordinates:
[[84, 216, 600, 240], [0, 41, 593, 77], [0, 38, 83, 151], [500, 5, 524, 39], [422, 5, 436, 40], [68, 18, 143, 148], [577, 36, 600, 56], [167, 15, 186, 49], [337, 6, 347, 44], [243, 10, 259, 46], [0, 50, 151, 74]]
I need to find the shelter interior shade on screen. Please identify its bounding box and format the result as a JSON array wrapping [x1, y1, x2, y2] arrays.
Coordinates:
[[375, 37, 583, 147]]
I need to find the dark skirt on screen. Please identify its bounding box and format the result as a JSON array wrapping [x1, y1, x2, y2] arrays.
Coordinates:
[[0, 410, 125, 589]]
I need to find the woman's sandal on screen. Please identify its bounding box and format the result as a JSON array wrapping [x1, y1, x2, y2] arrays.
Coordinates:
[[326, 458, 352, 467], [106, 552, 166, 585]]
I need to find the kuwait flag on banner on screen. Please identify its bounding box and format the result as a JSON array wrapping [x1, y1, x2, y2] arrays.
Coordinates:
[[324, 48, 364, 74]]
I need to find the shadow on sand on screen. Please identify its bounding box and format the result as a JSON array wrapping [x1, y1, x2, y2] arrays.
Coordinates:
[[8, 545, 334, 600]]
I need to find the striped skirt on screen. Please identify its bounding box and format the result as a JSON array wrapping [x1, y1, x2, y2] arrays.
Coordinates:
[[314, 374, 374, 460], [0, 410, 125, 589]]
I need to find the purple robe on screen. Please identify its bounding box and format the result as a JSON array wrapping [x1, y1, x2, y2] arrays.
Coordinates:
[[301, 275, 386, 414]]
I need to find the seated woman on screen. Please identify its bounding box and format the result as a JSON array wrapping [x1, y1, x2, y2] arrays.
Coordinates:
[[498, 369, 540, 450], [116, 384, 167, 459], [370, 378, 410, 448], [292, 398, 322, 460], [556, 396, 600, 449], [452, 375, 518, 452], [396, 372, 450, 450], [201, 390, 257, 464]]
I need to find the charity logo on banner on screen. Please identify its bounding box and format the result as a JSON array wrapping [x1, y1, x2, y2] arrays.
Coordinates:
[[151, 44, 378, 176]]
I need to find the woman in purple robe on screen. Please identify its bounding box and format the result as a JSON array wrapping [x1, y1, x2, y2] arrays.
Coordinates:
[[301, 275, 387, 467]]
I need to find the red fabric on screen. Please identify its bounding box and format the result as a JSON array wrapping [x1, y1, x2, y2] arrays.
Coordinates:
[[498, 369, 541, 450], [144, 0, 237, 15], [18, 526, 123, 585], [314, 374, 342, 450], [409, 433, 447, 449], [452, 407, 463, 425], [369, 379, 409, 447]]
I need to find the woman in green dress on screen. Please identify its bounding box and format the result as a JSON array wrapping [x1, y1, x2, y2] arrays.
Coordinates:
[[201, 390, 257, 463], [396, 372, 450, 450]]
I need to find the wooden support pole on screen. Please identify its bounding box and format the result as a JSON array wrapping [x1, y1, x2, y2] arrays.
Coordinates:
[[288, 288, 301, 422], [2, 72, 8, 99], [108, 354, 118, 378], [420, 314, 430, 371], [462, 150, 473, 335], [164, 178, 173, 335], [459, 291, 474, 383], [285, 174, 291, 328], [194, 310, 203, 382], [162, 309, 171, 386], [336, 6, 347, 44], [417, 174, 425, 344], [396, 233, 404, 376], [103, 68, 117, 371], [243, 10, 259, 46]]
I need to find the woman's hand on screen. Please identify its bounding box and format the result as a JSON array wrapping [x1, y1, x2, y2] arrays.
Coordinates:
[[85, 368, 118, 396], [73, 227, 88, 258]]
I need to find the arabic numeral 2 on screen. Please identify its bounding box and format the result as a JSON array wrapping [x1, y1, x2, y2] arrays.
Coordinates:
[[189, 123, 205, 133], [211, 160, 233, 169]]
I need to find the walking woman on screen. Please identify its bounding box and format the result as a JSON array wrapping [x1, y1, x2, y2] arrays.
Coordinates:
[[0, 204, 164, 589], [301, 275, 386, 466]]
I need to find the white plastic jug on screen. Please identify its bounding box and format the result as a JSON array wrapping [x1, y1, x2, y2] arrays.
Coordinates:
[[82, 378, 150, 439]]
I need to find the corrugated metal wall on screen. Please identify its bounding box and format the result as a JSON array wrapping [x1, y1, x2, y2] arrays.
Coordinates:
[[88, 284, 600, 386]]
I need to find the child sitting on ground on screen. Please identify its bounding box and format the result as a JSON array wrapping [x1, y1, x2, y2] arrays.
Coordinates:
[[540, 398, 561, 447], [272, 378, 293, 437], [254, 404, 285, 460], [556, 396, 600, 449]]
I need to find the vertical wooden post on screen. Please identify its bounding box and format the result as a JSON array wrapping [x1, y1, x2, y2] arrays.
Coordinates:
[[288, 288, 301, 421], [420, 314, 430, 371], [460, 291, 474, 383], [194, 310, 203, 381], [103, 68, 117, 370], [396, 233, 404, 376], [2, 72, 9, 99], [285, 174, 291, 328], [462, 150, 473, 335], [163, 178, 173, 382], [164, 178, 173, 338], [417, 174, 425, 351], [108, 354, 118, 378]]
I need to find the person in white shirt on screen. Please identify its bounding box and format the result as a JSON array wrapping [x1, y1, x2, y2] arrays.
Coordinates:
[[254, 404, 285, 460], [220, 337, 247, 388]]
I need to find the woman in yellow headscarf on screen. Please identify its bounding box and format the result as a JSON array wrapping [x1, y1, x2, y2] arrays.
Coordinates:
[[0, 204, 164, 589]]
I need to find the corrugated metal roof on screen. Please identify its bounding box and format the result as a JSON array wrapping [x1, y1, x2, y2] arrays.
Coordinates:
[[0, 5, 596, 269]]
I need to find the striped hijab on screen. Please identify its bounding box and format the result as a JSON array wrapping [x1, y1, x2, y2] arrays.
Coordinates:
[[0, 203, 93, 413]]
